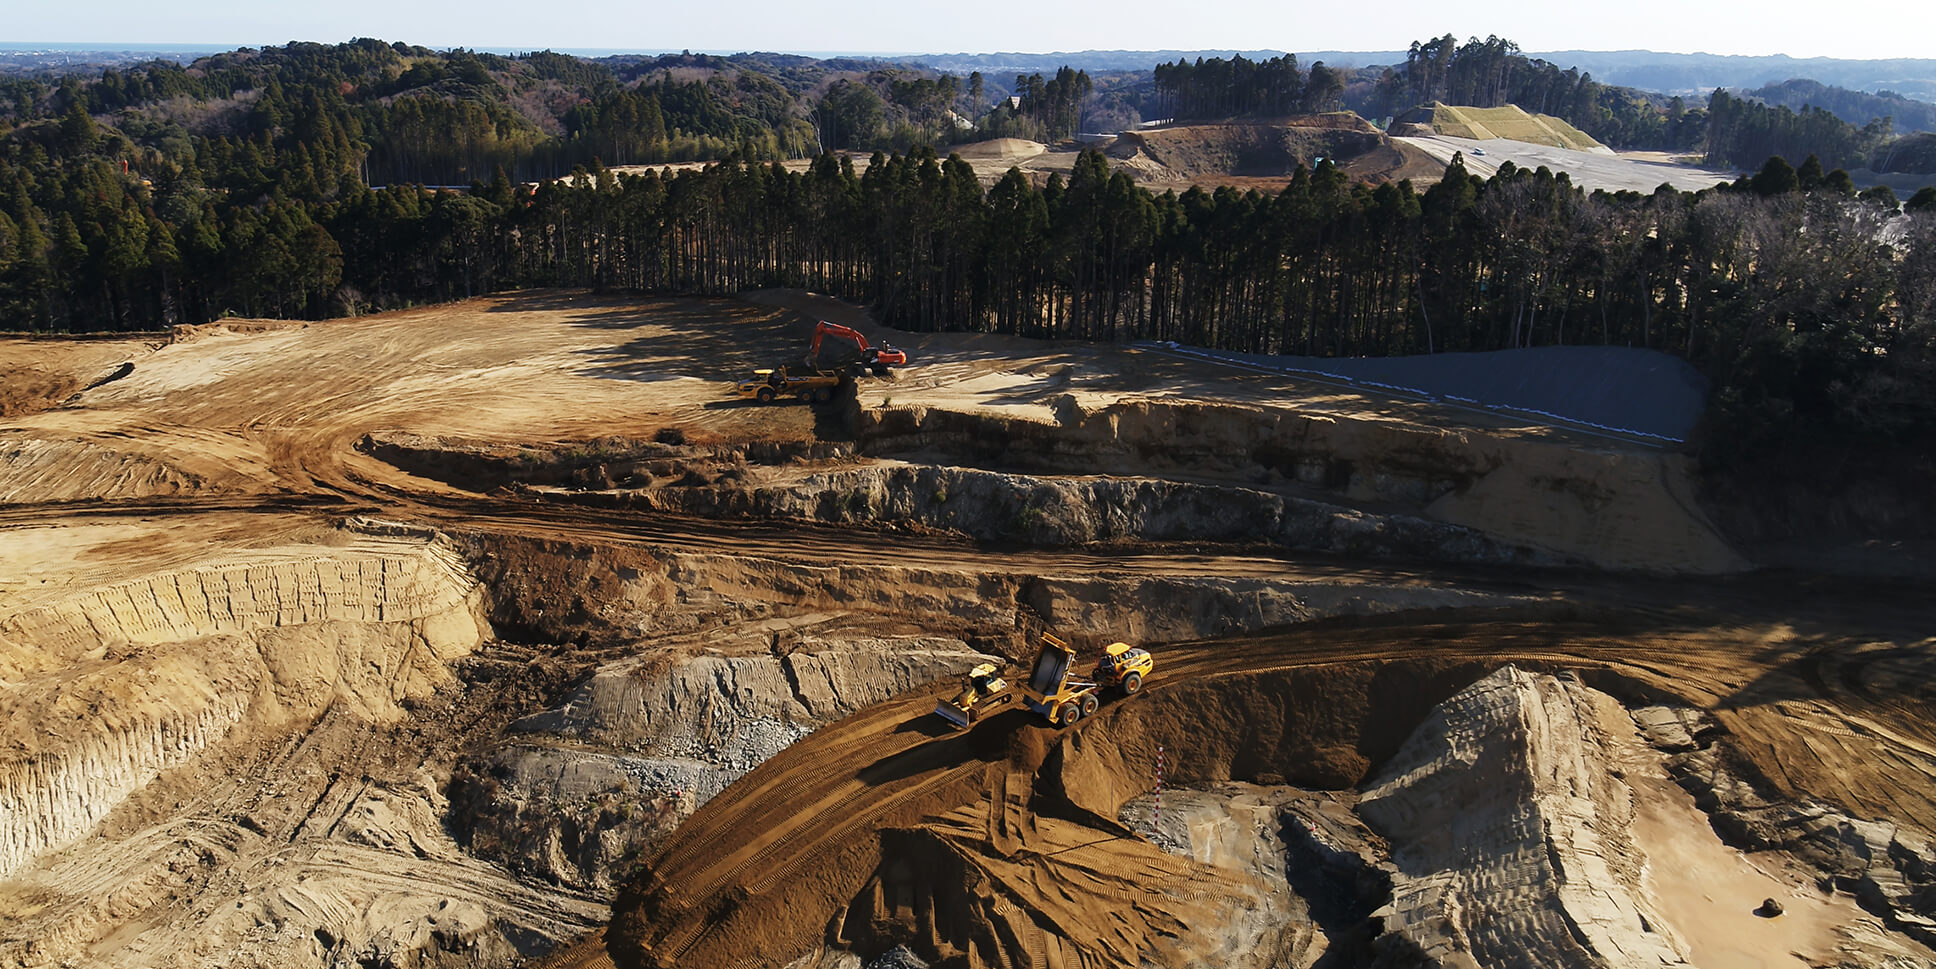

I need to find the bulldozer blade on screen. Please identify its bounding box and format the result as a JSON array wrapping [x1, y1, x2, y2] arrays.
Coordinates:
[[934, 701, 971, 728]]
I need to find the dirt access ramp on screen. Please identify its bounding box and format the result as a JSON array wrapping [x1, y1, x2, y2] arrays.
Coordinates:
[[1399, 131, 1737, 193]]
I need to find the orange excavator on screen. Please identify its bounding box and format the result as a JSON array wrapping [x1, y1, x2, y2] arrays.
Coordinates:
[[807, 321, 907, 377]]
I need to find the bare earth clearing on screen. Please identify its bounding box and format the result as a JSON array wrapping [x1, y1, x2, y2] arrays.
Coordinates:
[[612, 116, 1738, 197], [4, 291, 1935, 969]]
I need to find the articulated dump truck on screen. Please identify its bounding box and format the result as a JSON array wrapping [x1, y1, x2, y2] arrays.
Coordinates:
[[935, 633, 1153, 729]]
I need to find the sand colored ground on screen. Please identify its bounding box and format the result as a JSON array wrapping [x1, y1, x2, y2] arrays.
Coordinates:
[[5, 290, 1936, 968], [1416, 103, 1607, 152]]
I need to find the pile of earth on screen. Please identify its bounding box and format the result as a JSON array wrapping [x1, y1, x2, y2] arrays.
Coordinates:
[[1395, 102, 1607, 152], [611, 659, 1935, 969], [1105, 114, 1442, 186]]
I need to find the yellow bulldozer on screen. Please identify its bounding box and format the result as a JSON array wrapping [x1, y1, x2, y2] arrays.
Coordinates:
[[936, 634, 1154, 729], [933, 663, 1016, 728]]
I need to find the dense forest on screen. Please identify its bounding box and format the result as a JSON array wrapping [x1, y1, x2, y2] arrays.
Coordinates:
[[1703, 89, 1897, 171], [2, 40, 1935, 470], [1148, 37, 1707, 153], [1746, 79, 1936, 136]]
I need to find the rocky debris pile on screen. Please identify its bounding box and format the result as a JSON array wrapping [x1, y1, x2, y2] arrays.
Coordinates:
[[449, 631, 999, 892], [1120, 785, 1396, 966], [1637, 703, 1936, 948], [1358, 666, 1692, 967]]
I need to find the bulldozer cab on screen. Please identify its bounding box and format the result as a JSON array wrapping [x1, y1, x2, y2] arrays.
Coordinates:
[[1027, 634, 1074, 696], [960, 663, 1002, 701]]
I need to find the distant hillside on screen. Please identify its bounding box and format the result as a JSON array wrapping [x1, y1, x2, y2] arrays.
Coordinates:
[[902, 50, 1293, 76], [1874, 132, 1936, 174], [1530, 50, 1936, 101], [1745, 79, 1936, 134]]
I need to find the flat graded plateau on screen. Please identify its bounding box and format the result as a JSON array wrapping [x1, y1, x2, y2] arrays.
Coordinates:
[[3, 289, 1935, 969]]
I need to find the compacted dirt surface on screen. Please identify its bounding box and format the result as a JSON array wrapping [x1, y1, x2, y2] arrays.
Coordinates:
[[4, 290, 1936, 969]]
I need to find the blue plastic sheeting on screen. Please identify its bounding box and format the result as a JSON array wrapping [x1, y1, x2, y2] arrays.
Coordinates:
[[1137, 343, 1709, 444]]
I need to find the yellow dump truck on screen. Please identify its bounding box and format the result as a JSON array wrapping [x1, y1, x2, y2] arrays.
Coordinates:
[[933, 663, 1015, 728], [732, 367, 842, 404], [1022, 633, 1155, 727]]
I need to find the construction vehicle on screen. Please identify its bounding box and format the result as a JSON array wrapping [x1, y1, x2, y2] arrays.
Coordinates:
[[933, 663, 1016, 728], [808, 321, 907, 376], [732, 367, 842, 404], [1023, 633, 1133, 727], [1092, 642, 1153, 695]]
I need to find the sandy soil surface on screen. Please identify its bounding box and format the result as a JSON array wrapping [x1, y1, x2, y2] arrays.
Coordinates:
[[604, 121, 1443, 195], [1398, 133, 1739, 192], [5, 289, 1936, 969]]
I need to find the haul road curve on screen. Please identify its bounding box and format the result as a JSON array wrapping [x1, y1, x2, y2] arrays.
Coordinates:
[[5, 291, 1935, 969]]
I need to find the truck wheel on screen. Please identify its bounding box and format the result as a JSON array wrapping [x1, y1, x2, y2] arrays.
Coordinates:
[[756, 387, 775, 403], [797, 389, 815, 403], [1058, 703, 1082, 727], [815, 386, 833, 403], [1123, 672, 1142, 695], [1081, 694, 1099, 717]]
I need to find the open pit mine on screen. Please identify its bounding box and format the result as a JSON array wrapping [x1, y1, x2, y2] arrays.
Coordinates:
[[3, 289, 1933, 969]]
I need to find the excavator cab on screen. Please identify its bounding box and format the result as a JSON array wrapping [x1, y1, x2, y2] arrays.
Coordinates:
[[808, 320, 907, 376]]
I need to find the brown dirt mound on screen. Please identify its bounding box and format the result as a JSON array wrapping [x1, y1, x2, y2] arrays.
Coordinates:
[[1111, 123, 1386, 180], [606, 646, 1596, 969], [0, 366, 78, 417], [945, 137, 1050, 164]]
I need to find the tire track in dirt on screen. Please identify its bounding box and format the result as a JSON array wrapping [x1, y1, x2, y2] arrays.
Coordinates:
[[606, 615, 1839, 969]]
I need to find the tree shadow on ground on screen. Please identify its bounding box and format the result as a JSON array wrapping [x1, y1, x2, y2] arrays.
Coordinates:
[[485, 290, 824, 383]]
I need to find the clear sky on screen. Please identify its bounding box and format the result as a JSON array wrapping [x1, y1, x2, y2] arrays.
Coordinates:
[[10, 0, 1933, 61]]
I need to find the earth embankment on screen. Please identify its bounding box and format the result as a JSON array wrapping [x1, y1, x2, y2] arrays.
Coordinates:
[[4, 291, 1933, 969]]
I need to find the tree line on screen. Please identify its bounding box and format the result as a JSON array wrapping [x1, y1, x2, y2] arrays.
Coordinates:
[[5, 39, 1936, 469], [1150, 54, 1342, 119], [1703, 88, 1897, 171], [7, 106, 1936, 465]]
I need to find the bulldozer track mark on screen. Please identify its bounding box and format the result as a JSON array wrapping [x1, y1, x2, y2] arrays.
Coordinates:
[[749, 761, 988, 895]]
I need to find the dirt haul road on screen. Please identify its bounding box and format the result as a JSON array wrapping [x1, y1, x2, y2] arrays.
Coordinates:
[[3, 290, 1935, 969]]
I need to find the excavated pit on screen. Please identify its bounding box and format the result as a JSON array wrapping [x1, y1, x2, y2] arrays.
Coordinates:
[[360, 383, 1744, 575], [7, 295, 1933, 969], [749, 662, 1913, 969]]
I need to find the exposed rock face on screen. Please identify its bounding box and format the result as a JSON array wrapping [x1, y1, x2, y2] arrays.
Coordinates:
[[638, 464, 1548, 567], [1642, 703, 1936, 948], [854, 399, 1743, 573], [0, 539, 486, 883], [1358, 667, 1691, 968], [450, 634, 999, 892]]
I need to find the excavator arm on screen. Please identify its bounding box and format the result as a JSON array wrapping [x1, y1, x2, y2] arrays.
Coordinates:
[[808, 320, 908, 374]]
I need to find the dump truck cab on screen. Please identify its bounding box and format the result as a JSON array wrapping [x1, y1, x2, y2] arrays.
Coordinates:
[[934, 662, 1013, 728], [1093, 642, 1153, 695]]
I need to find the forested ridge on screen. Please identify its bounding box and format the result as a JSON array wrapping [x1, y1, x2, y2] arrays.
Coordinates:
[[2, 39, 1935, 470]]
